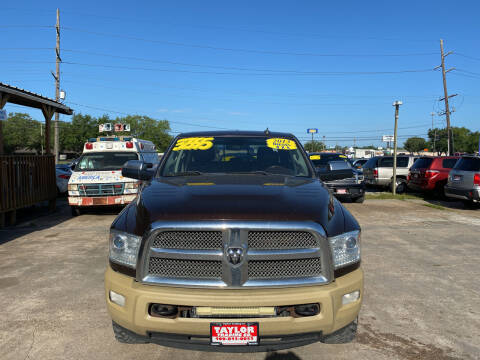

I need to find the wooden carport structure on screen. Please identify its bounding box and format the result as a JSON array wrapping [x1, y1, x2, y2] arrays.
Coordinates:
[[0, 82, 74, 227]]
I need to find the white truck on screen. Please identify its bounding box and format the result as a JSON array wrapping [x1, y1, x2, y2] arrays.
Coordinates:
[[68, 136, 159, 216]]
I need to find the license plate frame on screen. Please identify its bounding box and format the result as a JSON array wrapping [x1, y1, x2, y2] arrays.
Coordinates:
[[453, 175, 462, 181], [210, 322, 259, 346]]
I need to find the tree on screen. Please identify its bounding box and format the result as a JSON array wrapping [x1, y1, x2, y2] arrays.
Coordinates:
[[3, 113, 43, 154], [403, 137, 428, 154], [115, 115, 173, 152], [304, 140, 326, 152], [427, 127, 478, 154]]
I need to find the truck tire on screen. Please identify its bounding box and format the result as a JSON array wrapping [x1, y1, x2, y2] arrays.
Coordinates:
[[112, 321, 149, 344], [352, 195, 365, 203], [321, 319, 357, 344], [391, 178, 407, 194], [71, 206, 82, 217]]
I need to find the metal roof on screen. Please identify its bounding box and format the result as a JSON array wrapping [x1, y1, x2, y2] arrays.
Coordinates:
[[0, 82, 73, 115]]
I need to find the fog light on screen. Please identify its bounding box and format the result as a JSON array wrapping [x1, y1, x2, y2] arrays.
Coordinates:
[[342, 290, 360, 305], [109, 290, 125, 307], [294, 303, 320, 317], [150, 304, 178, 317]]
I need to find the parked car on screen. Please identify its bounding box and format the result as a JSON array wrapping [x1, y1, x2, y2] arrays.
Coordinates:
[[310, 153, 365, 203], [363, 155, 418, 193], [55, 166, 71, 194], [407, 156, 459, 196], [445, 155, 480, 207]]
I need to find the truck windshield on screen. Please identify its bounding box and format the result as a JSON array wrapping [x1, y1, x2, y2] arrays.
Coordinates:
[[310, 153, 349, 169], [76, 152, 139, 171], [161, 136, 311, 177]]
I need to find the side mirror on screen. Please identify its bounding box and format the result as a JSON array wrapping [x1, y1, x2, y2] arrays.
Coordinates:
[[122, 160, 153, 181]]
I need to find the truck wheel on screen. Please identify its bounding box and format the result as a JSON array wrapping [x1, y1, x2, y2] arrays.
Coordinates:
[[71, 206, 82, 217], [321, 319, 357, 344], [112, 321, 149, 344], [353, 195, 365, 203]]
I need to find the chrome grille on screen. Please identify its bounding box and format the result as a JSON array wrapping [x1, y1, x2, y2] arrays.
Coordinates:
[[140, 221, 333, 288], [149, 258, 222, 279], [248, 258, 322, 279], [248, 231, 317, 249], [79, 183, 124, 196], [152, 231, 222, 250]]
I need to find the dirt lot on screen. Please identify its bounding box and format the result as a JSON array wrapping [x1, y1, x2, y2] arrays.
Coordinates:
[[0, 198, 479, 360]]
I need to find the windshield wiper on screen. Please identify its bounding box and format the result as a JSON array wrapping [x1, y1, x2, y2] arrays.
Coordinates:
[[164, 171, 203, 177]]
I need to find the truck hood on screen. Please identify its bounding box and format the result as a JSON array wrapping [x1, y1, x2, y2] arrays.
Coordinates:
[[113, 174, 353, 237]]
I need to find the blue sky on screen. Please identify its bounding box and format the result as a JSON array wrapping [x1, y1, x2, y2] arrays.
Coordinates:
[[1, 0, 479, 147]]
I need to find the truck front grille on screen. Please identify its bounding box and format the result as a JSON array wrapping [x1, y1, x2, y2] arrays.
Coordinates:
[[78, 183, 124, 196], [140, 222, 332, 288]]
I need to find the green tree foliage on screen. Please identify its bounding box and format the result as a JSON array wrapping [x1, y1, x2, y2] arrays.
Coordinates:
[[2, 112, 173, 155], [3, 113, 43, 153], [304, 140, 326, 152], [403, 137, 428, 154], [427, 127, 479, 154]]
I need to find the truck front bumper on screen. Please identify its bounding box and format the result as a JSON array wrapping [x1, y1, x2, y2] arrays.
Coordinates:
[[104, 265, 363, 348], [68, 194, 136, 206]]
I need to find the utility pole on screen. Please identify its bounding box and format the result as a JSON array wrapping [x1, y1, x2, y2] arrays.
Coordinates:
[[438, 39, 455, 156], [392, 101, 402, 196], [430, 112, 436, 155], [53, 8, 61, 163]]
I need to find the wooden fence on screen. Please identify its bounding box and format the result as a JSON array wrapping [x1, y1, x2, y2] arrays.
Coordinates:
[[0, 155, 56, 226]]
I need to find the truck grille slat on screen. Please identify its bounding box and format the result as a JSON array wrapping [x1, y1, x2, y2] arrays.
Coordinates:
[[152, 231, 222, 250], [248, 231, 317, 249], [248, 258, 322, 279], [149, 258, 222, 279]]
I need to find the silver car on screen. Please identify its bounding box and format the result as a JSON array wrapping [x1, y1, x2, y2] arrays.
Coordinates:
[[363, 155, 418, 193], [445, 156, 480, 207]]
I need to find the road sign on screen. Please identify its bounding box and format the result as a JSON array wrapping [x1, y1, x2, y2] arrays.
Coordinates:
[[0, 109, 7, 121], [382, 135, 394, 142], [307, 128, 318, 134]]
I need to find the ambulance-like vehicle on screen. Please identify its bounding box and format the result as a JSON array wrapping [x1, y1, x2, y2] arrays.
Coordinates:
[[68, 136, 159, 216]]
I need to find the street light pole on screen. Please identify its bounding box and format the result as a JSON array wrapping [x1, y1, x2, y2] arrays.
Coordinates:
[[392, 101, 402, 195]]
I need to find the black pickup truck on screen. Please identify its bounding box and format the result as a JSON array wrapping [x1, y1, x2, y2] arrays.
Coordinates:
[[309, 153, 365, 203]]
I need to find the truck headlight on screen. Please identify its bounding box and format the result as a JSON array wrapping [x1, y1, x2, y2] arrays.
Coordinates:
[[328, 230, 361, 269], [68, 184, 78, 191], [124, 182, 139, 194], [109, 230, 142, 268]]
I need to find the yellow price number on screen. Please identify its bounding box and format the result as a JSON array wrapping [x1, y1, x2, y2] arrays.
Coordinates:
[[339, 155, 347, 158], [266, 138, 297, 150], [309, 155, 321, 160], [173, 137, 214, 151]]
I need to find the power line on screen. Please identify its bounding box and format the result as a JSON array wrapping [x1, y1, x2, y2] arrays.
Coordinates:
[[61, 60, 433, 77], [456, 53, 480, 62], [65, 101, 230, 130], [61, 26, 437, 57]]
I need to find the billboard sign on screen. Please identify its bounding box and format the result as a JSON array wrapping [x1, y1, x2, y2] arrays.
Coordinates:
[[382, 135, 394, 142], [307, 128, 318, 134]]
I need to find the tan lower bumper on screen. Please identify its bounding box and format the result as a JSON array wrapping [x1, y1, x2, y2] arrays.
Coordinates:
[[104, 266, 363, 337]]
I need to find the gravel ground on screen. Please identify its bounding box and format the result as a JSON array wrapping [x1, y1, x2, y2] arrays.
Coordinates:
[[0, 198, 479, 360]]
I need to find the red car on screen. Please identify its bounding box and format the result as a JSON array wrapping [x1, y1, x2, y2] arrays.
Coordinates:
[[407, 156, 460, 194]]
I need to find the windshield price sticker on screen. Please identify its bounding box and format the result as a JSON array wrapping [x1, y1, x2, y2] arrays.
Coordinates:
[[211, 323, 258, 346], [266, 138, 297, 150], [310, 155, 321, 160], [173, 137, 214, 151]]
